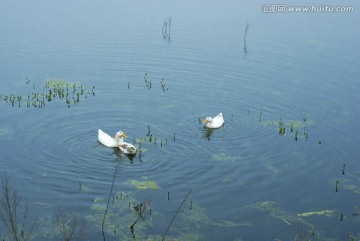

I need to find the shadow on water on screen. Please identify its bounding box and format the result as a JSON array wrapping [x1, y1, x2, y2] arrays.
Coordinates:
[[114, 149, 136, 162], [201, 125, 224, 141]]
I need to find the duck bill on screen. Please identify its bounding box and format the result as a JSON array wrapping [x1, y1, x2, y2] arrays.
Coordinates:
[[202, 119, 208, 124], [121, 133, 128, 138]]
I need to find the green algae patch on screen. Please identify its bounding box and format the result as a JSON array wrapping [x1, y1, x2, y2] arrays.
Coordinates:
[[297, 210, 334, 217], [246, 201, 304, 226], [45, 79, 74, 88], [212, 153, 241, 161], [86, 191, 151, 240], [246, 201, 335, 228], [127, 179, 160, 190], [330, 177, 360, 194], [182, 202, 251, 228], [262, 120, 314, 128]]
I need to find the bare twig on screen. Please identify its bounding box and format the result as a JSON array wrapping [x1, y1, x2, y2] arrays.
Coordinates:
[[56, 210, 85, 241], [0, 176, 37, 241], [162, 190, 191, 241], [102, 165, 119, 241], [243, 19, 250, 55]]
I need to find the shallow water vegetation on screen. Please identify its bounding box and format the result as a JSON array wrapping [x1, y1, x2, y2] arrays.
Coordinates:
[[31, 211, 86, 241], [330, 177, 360, 194], [0, 78, 95, 109], [143, 73, 169, 92], [244, 201, 347, 240], [127, 177, 160, 190], [135, 125, 169, 149], [211, 153, 242, 162], [246, 201, 317, 226], [263, 116, 313, 141], [162, 16, 171, 41], [297, 210, 334, 217], [181, 202, 251, 229], [87, 191, 152, 240], [0, 176, 37, 241]]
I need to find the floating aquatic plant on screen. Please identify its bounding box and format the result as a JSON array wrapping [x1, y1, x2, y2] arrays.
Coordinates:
[[246, 201, 308, 226], [127, 178, 160, 190], [279, 117, 286, 135], [297, 210, 334, 217], [182, 202, 251, 228], [87, 191, 150, 240], [211, 153, 242, 162]]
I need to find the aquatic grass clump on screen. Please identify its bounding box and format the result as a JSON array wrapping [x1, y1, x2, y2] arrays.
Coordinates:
[[0, 78, 95, 109], [44, 79, 95, 108], [127, 179, 160, 190], [278, 117, 286, 135], [88, 190, 152, 239], [263, 115, 313, 141], [142, 73, 169, 92], [135, 125, 169, 150]]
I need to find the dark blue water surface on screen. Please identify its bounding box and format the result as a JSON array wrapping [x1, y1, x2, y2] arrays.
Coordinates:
[[1, 0, 359, 240]]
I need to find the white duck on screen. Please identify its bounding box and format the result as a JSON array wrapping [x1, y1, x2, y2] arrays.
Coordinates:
[[98, 129, 137, 154], [117, 134, 137, 154], [98, 129, 125, 147], [203, 113, 224, 129]]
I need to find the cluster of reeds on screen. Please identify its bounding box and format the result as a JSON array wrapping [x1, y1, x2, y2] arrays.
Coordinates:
[[0, 79, 95, 109], [161, 78, 168, 92], [142, 73, 169, 92], [276, 115, 309, 141], [333, 163, 359, 240], [278, 117, 286, 135], [144, 73, 152, 89]]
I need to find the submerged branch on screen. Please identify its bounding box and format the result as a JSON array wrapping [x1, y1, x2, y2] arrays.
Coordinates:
[[243, 19, 250, 55], [162, 189, 191, 241], [102, 165, 119, 241], [0, 176, 37, 241]]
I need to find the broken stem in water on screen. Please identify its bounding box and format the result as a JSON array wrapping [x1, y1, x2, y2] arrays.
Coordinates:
[[102, 165, 119, 241], [162, 190, 192, 241], [243, 19, 250, 55]]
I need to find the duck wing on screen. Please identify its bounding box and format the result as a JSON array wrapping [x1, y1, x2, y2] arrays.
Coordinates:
[[98, 129, 118, 147], [209, 113, 224, 128], [119, 142, 137, 154]]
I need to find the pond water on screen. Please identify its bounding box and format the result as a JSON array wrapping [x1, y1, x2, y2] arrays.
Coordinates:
[[1, 0, 359, 240]]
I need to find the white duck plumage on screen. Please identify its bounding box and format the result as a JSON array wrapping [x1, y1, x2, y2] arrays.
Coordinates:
[[118, 136, 137, 154], [98, 129, 124, 147], [98, 129, 137, 154], [203, 113, 224, 129]]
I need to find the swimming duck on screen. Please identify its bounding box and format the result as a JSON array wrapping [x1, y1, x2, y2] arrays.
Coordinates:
[[203, 113, 224, 129], [117, 133, 137, 154], [98, 129, 137, 154], [98, 129, 125, 147]]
